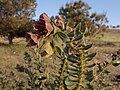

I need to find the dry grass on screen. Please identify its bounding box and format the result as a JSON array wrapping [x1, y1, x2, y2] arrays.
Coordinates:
[[91, 29, 120, 74], [0, 38, 27, 75]]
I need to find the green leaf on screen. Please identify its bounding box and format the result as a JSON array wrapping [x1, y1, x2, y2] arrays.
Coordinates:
[[84, 31, 90, 37], [50, 40, 54, 48], [87, 52, 96, 58], [75, 22, 81, 36], [85, 57, 93, 61], [67, 67, 79, 72], [55, 46, 62, 56], [84, 28, 90, 37], [69, 63, 79, 68], [87, 63, 96, 68], [73, 34, 83, 41], [63, 45, 69, 54], [85, 53, 96, 61], [86, 84, 93, 90], [112, 63, 120, 67], [68, 73, 78, 78], [82, 44, 92, 50], [85, 70, 94, 82], [67, 70, 79, 76], [41, 50, 47, 57], [68, 77, 78, 82], [63, 77, 69, 90], [104, 70, 110, 74], [97, 63, 103, 72], [67, 30, 74, 37], [67, 55, 79, 63], [65, 77, 78, 90], [57, 32, 68, 41]]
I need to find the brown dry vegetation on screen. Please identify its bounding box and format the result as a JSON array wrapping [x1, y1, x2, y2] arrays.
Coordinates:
[[92, 29, 120, 74]]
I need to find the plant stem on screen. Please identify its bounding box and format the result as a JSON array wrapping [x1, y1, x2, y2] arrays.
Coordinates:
[[58, 58, 67, 90], [77, 51, 86, 90]]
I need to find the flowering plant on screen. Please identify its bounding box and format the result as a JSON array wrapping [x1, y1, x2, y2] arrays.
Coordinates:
[[16, 13, 120, 90]]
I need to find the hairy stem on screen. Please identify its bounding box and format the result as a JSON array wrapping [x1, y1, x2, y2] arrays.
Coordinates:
[[77, 51, 86, 90]]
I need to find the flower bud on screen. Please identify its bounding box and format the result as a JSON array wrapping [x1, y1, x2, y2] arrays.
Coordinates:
[[55, 15, 64, 30]]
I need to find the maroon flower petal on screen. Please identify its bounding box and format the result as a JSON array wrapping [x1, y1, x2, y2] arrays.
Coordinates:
[[34, 20, 47, 35], [34, 20, 46, 30], [33, 13, 53, 37], [39, 13, 51, 23], [45, 22, 53, 36], [35, 13, 53, 36], [26, 32, 41, 46]]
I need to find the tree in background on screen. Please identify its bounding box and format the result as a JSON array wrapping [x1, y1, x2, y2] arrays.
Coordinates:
[[0, 0, 37, 44], [59, 0, 108, 37]]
